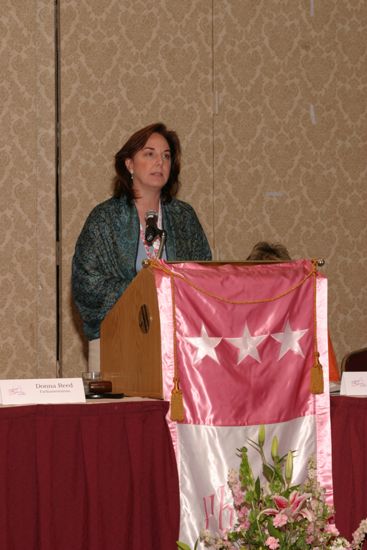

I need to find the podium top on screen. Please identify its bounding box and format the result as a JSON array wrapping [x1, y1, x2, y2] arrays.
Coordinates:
[[142, 258, 326, 268]]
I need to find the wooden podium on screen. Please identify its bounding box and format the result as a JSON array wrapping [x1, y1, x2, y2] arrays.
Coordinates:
[[100, 265, 163, 398]]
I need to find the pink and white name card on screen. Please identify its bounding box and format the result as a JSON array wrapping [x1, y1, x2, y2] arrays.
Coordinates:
[[340, 372, 367, 397], [0, 378, 85, 405]]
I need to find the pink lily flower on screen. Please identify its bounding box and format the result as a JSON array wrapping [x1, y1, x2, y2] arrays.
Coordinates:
[[263, 491, 312, 520]]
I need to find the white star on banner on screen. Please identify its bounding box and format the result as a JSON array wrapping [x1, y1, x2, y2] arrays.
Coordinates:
[[185, 324, 222, 364], [271, 319, 308, 359], [226, 323, 267, 364]]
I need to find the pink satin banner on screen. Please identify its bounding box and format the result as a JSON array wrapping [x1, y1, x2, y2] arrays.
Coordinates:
[[153, 260, 333, 513]]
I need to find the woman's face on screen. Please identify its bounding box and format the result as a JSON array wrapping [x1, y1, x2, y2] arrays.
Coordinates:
[[125, 133, 171, 196]]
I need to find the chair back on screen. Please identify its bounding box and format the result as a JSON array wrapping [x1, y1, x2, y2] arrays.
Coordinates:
[[341, 347, 367, 372]]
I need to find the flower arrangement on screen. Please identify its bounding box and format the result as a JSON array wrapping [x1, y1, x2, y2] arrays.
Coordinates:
[[177, 426, 367, 550]]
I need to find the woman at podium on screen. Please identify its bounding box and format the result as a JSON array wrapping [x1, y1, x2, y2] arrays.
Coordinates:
[[72, 122, 212, 368]]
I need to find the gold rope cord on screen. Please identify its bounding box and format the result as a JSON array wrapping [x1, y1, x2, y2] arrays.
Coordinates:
[[168, 266, 185, 421], [148, 259, 316, 305], [148, 259, 323, 419]]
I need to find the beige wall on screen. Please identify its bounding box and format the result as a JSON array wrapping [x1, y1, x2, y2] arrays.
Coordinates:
[[0, 1, 56, 378], [212, 1, 367, 361], [1, 1, 366, 378]]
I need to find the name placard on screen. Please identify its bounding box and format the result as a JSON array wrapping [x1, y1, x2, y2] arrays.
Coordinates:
[[340, 372, 367, 397], [0, 378, 86, 405]]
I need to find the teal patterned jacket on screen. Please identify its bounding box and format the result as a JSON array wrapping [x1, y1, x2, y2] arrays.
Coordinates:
[[72, 196, 212, 340]]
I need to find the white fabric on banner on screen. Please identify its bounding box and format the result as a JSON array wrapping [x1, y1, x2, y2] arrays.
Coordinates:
[[178, 417, 316, 548]]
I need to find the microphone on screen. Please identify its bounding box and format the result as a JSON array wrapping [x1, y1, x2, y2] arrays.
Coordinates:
[[144, 210, 159, 244]]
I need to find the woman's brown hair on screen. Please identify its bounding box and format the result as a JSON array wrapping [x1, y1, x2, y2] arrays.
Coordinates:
[[246, 241, 292, 261], [113, 122, 181, 203]]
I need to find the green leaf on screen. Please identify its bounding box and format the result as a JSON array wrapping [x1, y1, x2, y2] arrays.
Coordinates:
[[262, 463, 274, 482], [239, 447, 254, 487], [247, 438, 261, 452], [176, 542, 192, 550], [273, 466, 285, 484], [255, 476, 261, 500], [267, 521, 283, 539]]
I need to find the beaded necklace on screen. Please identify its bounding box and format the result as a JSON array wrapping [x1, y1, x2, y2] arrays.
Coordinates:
[[139, 203, 163, 259]]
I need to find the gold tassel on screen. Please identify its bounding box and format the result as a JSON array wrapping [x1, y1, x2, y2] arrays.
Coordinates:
[[170, 378, 185, 422], [310, 352, 324, 394], [310, 260, 324, 395]]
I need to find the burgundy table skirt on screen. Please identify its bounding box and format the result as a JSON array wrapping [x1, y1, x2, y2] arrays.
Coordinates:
[[331, 396, 367, 548], [0, 400, 180, 550]]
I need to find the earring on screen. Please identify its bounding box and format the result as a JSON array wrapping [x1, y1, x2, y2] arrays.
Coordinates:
[[130, 171, 134, 180]]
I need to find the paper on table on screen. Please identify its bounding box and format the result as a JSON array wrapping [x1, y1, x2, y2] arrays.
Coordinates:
[[0, 378, 86, 405], [340, 372, 367, 397]]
